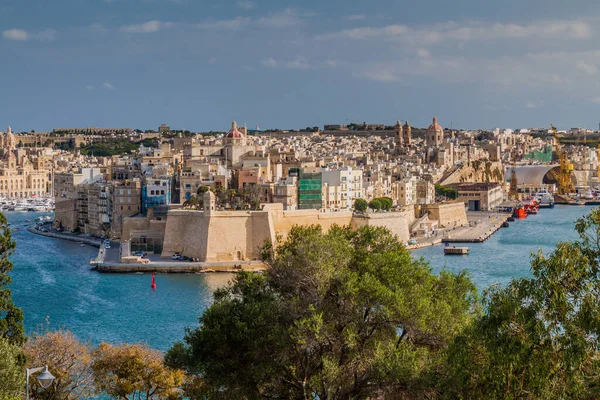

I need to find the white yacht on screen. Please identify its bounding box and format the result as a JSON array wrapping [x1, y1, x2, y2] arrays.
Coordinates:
[[535, 189, 555, 208]]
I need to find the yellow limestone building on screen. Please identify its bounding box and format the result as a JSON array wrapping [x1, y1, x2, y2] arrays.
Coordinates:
[[0, 127, 50, 198]]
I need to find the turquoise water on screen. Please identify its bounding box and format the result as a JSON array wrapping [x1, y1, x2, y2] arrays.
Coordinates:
[[7, 206, 593, 351], [8, 212, 232, 351], [413, 205, 595, 290]]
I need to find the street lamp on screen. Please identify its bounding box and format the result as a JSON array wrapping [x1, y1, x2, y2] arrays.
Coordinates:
[[26, 365, 55, 400]]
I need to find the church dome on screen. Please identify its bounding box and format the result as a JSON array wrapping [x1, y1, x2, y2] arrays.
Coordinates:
[[226, 121, 244, 138], [427, 117, 443, 132]]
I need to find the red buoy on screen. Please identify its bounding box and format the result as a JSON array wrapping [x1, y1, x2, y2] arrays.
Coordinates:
[[151, 273, 157, 290]]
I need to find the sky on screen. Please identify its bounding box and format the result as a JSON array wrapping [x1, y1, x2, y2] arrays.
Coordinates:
[[2, 0, 600, 132]]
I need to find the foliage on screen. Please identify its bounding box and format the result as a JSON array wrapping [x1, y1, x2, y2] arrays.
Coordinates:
[[25, 330, 95, 400], [368, 198, 382, 211], [241, 184, 262, 210], [168, 225, 478, 399], [434, 184, 458, 200], [79, 140, 138, 157], [353, 198, 368, 212], [0, 337, 24, 400], [368, 197, 392, 211], [0, 212, 24, 346], [444, 208, 600, 399], [92, 342, 184, 400]]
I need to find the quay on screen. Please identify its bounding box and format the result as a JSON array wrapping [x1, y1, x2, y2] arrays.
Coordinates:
[[442, 212, 509, 243]]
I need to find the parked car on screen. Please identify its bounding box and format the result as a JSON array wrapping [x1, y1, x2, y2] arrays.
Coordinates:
[[171, 253, 182, 260]]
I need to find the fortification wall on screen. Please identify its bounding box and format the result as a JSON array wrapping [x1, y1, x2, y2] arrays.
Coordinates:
[[160, 206, 414, 262], [351, 207, 414, 243], [423, 202, 467, 229]]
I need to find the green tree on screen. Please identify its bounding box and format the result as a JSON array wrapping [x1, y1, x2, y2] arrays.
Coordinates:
[[444, 208, 600, 399], [353, 198, 368, 212], [379, 197, 393, 210], [0, 213, 24, 346], [0, 337, 24, 399], [368, 198, 382, 211], [168, 225, 478, 399]]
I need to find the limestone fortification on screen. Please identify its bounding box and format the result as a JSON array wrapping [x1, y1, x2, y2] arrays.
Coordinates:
[[160, 191, 416, 262]]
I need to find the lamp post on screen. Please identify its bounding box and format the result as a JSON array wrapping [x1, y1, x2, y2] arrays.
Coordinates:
[[26, 365, 55, 400]]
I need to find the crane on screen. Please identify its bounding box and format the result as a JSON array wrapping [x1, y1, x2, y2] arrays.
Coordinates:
[[552, 124, 575, 195]]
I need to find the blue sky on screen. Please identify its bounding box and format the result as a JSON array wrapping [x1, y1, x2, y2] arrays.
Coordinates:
[[2, 0, 600, 132]]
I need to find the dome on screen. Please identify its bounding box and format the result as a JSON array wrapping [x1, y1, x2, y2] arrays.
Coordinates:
[[226, 121, 244, 139], [427, 117, 443, 132]]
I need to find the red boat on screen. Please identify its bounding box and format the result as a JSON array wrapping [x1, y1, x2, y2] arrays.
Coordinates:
[[523, 198, 539, 215], [513, 206, 528, 218]]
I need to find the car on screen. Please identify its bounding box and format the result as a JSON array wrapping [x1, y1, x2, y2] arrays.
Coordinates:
[[104, 243, 111, 249], [171, 254, 182, 260]]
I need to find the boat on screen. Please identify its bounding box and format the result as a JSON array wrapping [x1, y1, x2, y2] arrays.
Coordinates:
[[535, 189, 555, 208], [502, 221, 509, 227], [444, 246, 469, 255], [507, 216, 515, 222], [513, 205, 527, 219]]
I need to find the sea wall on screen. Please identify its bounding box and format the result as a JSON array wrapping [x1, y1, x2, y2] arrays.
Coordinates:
[[160, 204, 414, 262], [422, 202, 468, 229]]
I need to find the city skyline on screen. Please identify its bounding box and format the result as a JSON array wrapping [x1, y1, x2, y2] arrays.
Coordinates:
[[3, 0, 600, 131]]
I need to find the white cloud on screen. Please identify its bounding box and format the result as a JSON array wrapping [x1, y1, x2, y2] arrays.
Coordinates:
[[345, 15, 366, 21], [285, 56, 311, 70], [262, 57, 278, 68], [317, 24, 409, 40], [258, 8, 309, 28], [576, 60, 597, 75], [197, 17, 250, 31], [3, 29, 28, 41], [90, 23, 108, 32], [591, 97, 600, 104], [3, 28, 56, 41], [525, 101, 540, 109], [416, 48, 430, 58], [316, 19, 593, 43], [86, 85, 95, 90], [236, 0, 255, 9], [103, 82, 115, 90], [119, 20, 174, 33]]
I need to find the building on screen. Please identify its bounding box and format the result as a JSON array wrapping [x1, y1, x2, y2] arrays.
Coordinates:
[[321, 166, 363, 211], [273, 177, 298, 210], [447, 182, 504, 211], [297, 168, 323, 210], [0, 127, 50, 199], [142, 177, 171, 216], [426, 117, 444, 148], [416, 181, 435, 205], [111, 179, 142, 238]]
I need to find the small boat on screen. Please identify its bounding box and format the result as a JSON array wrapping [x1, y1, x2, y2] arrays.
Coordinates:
[[502, 221, 509, 228], [80, 244, 86, 247], [25, 219, 30, 222], [444, 246, 469, 255], [507, 216, 515, 222], [513, 206, 527, 219]]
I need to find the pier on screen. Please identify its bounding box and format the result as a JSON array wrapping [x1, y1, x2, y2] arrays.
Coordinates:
[[442, 212, 509, 243]]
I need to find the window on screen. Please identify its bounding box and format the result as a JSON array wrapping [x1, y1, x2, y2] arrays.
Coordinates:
[[151, 190, 155, 195], [161, 190, 165, 195]]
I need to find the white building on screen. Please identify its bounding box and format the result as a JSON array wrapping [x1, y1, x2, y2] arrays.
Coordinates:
[[321, 166, 363, 211]]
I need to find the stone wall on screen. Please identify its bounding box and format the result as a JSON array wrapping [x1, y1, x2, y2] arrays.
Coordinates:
[[159, 204, 415, 262], [422, 202, 468, 229]]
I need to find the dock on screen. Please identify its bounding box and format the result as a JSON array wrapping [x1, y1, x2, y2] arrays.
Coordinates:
[[444, 246, 469, 255], [442, 212, 510, 243]]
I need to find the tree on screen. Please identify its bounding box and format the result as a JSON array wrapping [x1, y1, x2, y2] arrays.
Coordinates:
[[380, 196, 393, 211], [24, 330, 95, 400], [353, 198, 368, 212], [444, 208, 600, 399], [241, 184, 262, 210], [0, 213, 24, 346], [92, 343, 184, 400], [168, 225, 478, 399], [368, 198, 382, 211], [0, 337, 24, 400]]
